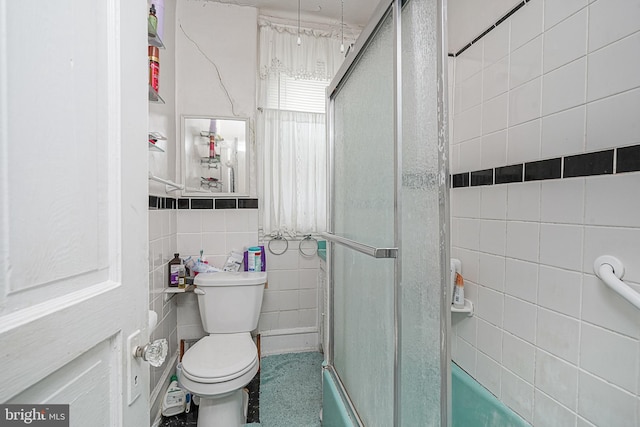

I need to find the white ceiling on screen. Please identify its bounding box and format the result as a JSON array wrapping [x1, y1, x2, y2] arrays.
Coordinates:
[[447, 0, 521, 52], [208, 0, 378, 28], [214, 0, 520, 53]]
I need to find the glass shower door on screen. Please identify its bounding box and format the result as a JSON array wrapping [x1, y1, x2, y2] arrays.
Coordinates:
[[330, 9, 396, 426], [324, 0, 450, 426]]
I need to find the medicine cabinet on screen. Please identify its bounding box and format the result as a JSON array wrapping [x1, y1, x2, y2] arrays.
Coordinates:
[[181, 116, 249, 196]]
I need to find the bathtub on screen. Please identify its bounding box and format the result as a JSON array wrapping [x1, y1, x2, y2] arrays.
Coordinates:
[[322, 362, 530, 426], [451, 362, 530, 427]]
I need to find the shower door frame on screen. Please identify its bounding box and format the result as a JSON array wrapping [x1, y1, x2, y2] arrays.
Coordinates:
[[323, 1, 400, 425], [322, 0, 450, 425]]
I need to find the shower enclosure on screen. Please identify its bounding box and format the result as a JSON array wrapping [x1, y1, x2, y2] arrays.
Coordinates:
[[322, 0, 450, 425]]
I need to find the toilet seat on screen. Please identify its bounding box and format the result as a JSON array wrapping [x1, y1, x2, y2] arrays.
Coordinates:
[[181, 333, 258, 384]]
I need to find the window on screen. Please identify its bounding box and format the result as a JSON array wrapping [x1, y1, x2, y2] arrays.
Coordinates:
[[258, 20, 347, 236]]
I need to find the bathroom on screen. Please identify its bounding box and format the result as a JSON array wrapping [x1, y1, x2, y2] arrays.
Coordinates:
[[2, 0, 640, 426]]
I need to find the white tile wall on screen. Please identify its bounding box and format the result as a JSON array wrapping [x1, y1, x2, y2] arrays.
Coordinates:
[[534, 389, 577, 427], [510, 0, 543, 51], [542, 8, 587, 73], [505, 258, 538, 303], [501, 367, 534, 422], [483, 20, 510, 66], [586, 87, 640, 151], [579, 322, 638, 393], [578, 371, 638, 427], [544, 0, 588, 31], [503, 296, 537, 343], [177, 209, 259, 263], [148, 208, 179, 395], [450, 2, 640, 424], [510, 35, 543, 89], [483, 58, 510, 102], [458, 72, 483, 112], [259, 239, 321, 332], [588, 0, 640, 52], [542, 57, 586, 115], [480, 130, 508, 169], [541, 105, 586, 158], [476, 352, 502, 397], [507, 119, 541, 163], [535, 349, 579, 409], [175, 209, 322, 347], [587, 31, 640, 102], [502, 332, 535, 383], [508, 77, 542, 126], [537, 265, 582, 318], [506, 181, 540, 222]]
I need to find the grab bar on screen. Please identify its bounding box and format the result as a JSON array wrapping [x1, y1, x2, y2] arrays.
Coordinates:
[[321, 232, 398, 259], [148, 172, 184, 192], [593, 255, 640, 310]]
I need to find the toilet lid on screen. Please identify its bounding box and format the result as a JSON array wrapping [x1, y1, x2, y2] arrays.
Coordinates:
[[181, 333, 258, 383]]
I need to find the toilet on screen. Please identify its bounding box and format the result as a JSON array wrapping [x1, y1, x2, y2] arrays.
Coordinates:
[[178, 271, 267, 427]]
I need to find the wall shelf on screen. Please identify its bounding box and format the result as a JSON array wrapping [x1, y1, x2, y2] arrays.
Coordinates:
[[451, 299, 473, 316], [148, 141, 164, 152], [164, 285, 195, 294], [148, 19, 165, 49], [148, 132, 167, 152], [148, 85, 165, 104]]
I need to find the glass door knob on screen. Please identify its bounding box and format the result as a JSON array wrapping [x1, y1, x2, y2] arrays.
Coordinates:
[[133, 338, 168, 367]]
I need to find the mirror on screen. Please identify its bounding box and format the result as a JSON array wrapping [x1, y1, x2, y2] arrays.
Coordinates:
[[181, 116, 249, 196]]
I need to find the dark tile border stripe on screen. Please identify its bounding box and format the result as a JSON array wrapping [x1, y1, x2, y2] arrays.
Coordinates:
[[451, 145, 640, 189], [616, 145, 640, 173], [149, 196, 176, 210], [564, 150, 613, 178], [452, 172, 470, 188], [471, 169, 493, 186], [215, 198, 237, 209], [525, 158, 561, 181], [496, 164, 523, 184], [191, 199, 214, 209], [238, 198, 259, 209], [149, 197, 259, 210], [178, 198, 190, 209]]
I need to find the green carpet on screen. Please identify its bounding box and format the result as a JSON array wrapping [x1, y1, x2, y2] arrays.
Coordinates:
[[252, 351, 324, 427]]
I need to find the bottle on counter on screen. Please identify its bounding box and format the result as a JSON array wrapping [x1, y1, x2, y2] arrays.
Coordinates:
[[178, 262, 186, 289], [148, 4, 158, 36], [168, 253, 181, 287], [148, 46, 160, 93]]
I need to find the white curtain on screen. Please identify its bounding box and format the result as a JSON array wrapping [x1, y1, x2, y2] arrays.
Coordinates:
[[258, 19, 352, 236], [261, 109, 326, 235]]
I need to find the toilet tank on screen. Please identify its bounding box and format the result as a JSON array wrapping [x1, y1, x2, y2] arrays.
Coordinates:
[[194, 272, 267, 333]]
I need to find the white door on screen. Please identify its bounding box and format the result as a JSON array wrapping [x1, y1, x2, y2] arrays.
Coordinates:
[[0, 1, 150, 426]]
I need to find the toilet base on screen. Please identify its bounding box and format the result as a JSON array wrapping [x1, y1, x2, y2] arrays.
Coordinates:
[[197, 389, 247, 427]]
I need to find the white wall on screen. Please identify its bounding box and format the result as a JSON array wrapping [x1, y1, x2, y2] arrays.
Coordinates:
[[148, 206, 178, 419], [448, 0, 521, 52], [172, 2, 322, 355], [175, 209, 322, 354], [176, 1, 258, 197], [147, 0, 179, 421], [149, 0, 178, 191], [450, 1, 640, 426], [258, 240, 322, 355], [175, 208, 259, 341]]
